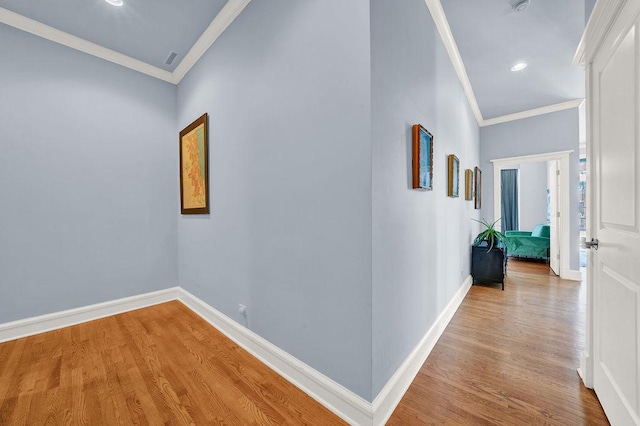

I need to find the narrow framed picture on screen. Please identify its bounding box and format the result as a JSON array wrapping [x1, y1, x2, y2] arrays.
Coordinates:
[[179, 113, 209, 214], [474, 167, 482, 209], [465, 169, 473, 200], [447, 154, 459, 197], [412, 124, 434, 191]]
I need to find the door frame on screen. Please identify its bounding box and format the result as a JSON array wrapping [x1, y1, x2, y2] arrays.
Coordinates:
[[491, 150, 576, 280]]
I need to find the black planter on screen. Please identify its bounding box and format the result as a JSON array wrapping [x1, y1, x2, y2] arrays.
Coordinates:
[[471, 243, 506, 290]]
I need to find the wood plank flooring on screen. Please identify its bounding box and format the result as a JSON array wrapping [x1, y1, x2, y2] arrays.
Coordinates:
[[0, 260, 609, 425], [388, 259, 609, 425], [0, 301, 345, 425]]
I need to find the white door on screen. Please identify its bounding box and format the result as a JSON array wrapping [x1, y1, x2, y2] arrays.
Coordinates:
[[590, 1, 640, 424], [547, 160, 560, 275]]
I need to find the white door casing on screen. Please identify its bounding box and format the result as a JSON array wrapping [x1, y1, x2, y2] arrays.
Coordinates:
[[578, 0, 640, 423], [491, 151, 573, 279]]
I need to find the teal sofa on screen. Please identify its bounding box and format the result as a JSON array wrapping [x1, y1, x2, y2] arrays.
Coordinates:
[[505, 224, 550, 260]]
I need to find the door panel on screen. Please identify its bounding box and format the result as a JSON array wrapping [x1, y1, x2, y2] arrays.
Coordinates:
[[592, 10, 640, 425], [548, 161, 560, 275]]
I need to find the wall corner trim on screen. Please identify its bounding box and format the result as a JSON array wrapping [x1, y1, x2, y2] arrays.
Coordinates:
[[0, 278, 472, 425], [371, 275, 472, 425], [562, 269, 583, 281], [0, 287, 180, 344]]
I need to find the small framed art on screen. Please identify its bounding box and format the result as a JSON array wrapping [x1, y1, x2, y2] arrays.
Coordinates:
[[180, 113, 209, 214], [465, 169, 473, 200], [447, 154, 459, 197], [474, 167, 482, 209], [412, 124, 433, 190]]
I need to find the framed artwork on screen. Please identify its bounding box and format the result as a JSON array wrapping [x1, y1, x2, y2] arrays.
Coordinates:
[[465, 169, 473, 200], [412, 124, 434, 190], [180, 113, 209, 214], [447, 154, 459, 197], [474, 167, 482, 209]]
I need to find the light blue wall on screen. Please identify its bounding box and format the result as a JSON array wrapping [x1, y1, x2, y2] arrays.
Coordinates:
[[0, 24, 178, 322], [371, 0, 480, 397], [176, 1, 373, 400], [518, 162, 548, 231], [480, 109, 580, 270]]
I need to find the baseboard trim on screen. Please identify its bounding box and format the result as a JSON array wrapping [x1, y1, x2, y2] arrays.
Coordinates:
[[0, 287, 180, 343], [0, 279, 473, 425], [562, 269, 583, 281], [176, 288, 373, 425], [371, 275, 472, 425]]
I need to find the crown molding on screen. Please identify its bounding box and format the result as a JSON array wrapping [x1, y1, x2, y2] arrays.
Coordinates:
[[0, 7, 175, 83], [573, 0, 627, 66], [0, 0, 251, 85], [172, 0, 251, 84], [424, 0, 484, 126], [480, 99, 584, 127]]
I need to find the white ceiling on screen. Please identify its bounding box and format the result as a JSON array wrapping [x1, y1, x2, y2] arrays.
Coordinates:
[[0, 0, 589, 123]]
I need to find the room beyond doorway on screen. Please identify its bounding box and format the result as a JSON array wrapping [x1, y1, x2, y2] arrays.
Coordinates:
[[491, 150, 576, 280]]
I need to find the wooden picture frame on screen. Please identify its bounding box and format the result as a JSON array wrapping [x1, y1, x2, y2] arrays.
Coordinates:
[[180, 113, 209, 214], [447, 154, 459, 197], [474, 167, 482, 209], [412, 124, 434, 190], [465, 169, 473, 200]]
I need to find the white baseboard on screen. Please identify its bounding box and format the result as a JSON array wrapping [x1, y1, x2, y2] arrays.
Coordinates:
[[176, 288, 373, 425], [0, 287, 179, 343], [562, 269, 583, 281], [0, 279, 472, 425], [371, 276, 472, 425]]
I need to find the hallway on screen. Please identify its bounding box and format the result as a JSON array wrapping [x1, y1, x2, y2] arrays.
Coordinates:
[[388, 259, 609, 424]]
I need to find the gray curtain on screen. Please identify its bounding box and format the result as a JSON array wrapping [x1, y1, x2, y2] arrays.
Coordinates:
[[501, 169, 519, 233]]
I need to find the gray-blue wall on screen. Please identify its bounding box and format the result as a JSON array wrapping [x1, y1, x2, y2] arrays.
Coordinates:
[[176, 0, 373, 400], [371, 0, 480, 397], [480, 108, 580, 270], [0, 23, 179, 323]]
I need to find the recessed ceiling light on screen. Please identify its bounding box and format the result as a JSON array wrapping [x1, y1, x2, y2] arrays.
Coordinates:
[[513, 0, 530, 12], [511, 62, 527, 72], [105, 0, 123, 6]]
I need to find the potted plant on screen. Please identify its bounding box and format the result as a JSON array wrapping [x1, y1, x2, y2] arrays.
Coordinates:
[[472, 218, 507, 251], [471, 218, 508, 289]]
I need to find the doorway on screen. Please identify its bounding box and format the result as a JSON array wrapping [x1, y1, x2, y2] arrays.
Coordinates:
[[491, 150, 576, 280]]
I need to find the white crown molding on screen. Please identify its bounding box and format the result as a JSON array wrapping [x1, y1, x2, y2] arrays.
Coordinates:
[[371, 276, 472, 425], [0, 287, 179, 343], [171, 0, 251, 84], [0, 0, 251, 85], [0, 7, 175, 83], [425, 0, 484, 126], [573, 0, 627, 66], [481, 99, 585, 127]]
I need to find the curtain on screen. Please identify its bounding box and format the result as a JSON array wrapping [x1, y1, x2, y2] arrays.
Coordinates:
[[501, 169, 519, 233]]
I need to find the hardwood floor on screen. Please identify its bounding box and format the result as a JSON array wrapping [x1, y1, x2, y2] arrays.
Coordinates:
[[0, 301, 344, 425], [0, 261, 609, 425], [388, 259, 609, 425]]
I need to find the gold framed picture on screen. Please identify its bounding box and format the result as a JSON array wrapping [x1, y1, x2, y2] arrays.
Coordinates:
[[179, 113, 209, 214], [474, 167, 482, 209], [447, 154, 459, 197], [465, 169, 473, 200]]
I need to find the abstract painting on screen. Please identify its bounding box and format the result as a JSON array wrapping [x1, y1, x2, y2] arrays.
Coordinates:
[[412, 124, 433, 190], [465, 169, 473, 200], [180, 113, 209, 214], [474, 167, 482, 209], [448, 154, 459, 197]]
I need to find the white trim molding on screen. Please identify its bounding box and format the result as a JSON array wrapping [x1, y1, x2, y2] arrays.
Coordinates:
[[491, 150, 575, 281], [0, 277, 472, 425], [0, 0, 251, 85], [573, 0, 628, 66], [481, 99, 585, 127], [371, 276, 472, 425], [0, 287, 179, 343]]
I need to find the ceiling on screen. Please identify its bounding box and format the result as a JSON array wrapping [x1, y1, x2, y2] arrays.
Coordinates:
[[0, 0, 227, 72], [0, 0, 589, 122], [440, 0, 587, 120]]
